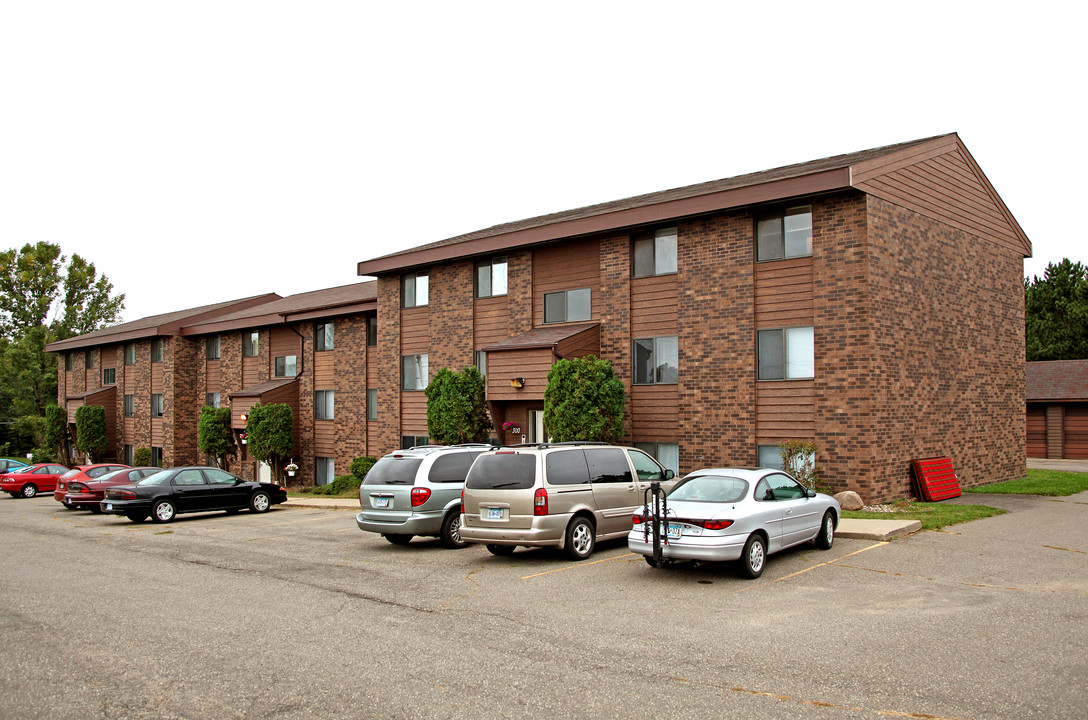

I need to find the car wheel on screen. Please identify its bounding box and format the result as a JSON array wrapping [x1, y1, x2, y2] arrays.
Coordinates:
[[563, 517, 595, 561], [814, 511, 835, 550], [125, 513, 146, 523], [385, 534, 413, 545], [8, 492, 20, 498], [439, 511, 469, 549], [485, 544, 516, 556], [740, 534, 766, 579], [249, 491, 271, 513], [20, 484, 38, 498], [151, 499, 176, 523]]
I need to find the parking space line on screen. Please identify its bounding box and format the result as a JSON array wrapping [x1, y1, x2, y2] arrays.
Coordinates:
[[520, 553, 636, 580]]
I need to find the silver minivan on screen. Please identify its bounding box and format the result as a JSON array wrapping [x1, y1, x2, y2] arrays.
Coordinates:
[[356, 445, 493, 548], [459, 442, 675, 560]]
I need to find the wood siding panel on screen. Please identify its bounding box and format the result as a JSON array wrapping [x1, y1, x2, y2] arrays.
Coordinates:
[[400, 392, 428, 434], [67, 399, 84, 423], [1026, 405, 1046, 458], [151, 363, 163, 392], [1047, 405, 1064, 459], [205, 360, 221, 393], [242, 357, 261, 388], [474, 296, 509, 348], [269, 328, 301, 375], [755, 257, 813, 326], [856, 149, 1025, 255], [756, 381, 815, 440], [401, 307, 429, 354], [532, 240, 601, 326], [556, 326, 600, 359], [313, 352, 335, 388], [314, 421, 337, 455], [151, 418, 163, 446], [629, 385, 679, 438], [486, 349, 555, 401], [1065, 406, 1088, 459], [631, 274, 678, 337]]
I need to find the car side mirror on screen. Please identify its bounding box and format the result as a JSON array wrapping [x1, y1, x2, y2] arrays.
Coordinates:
[[665, 469, 675, 480], [806, 489, 816, 498]]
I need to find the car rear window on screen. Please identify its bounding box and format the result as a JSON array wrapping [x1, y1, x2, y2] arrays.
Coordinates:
[[465, 454, 535, 490], [363, 456, 424, 485], [544, 450, 590, 485]]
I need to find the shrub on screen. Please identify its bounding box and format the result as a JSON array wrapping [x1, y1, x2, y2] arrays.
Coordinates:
[[134, 447, 152, 466], [425, 366, 491, 444], [309, 474, 362, 496], [779, 440, 831, 493], [544, 355, 625, 442], [246, 403, 294, 476], [350, 456, 376, 479], [74, 405, 108, 463], [198, 405, 236, 469]]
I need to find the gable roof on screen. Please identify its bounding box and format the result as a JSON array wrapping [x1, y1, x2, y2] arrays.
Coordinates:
[[1026, 360, 1088, 402], [357, 133, 1030, 276], [180, 281, 377, 336], [44, 294, 282, 353]]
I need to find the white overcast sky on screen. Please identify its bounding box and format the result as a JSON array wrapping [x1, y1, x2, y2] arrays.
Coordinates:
[[2, 1, 1084, 323]]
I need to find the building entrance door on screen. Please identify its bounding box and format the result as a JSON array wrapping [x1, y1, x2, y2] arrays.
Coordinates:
[[527, 410, 547, 444]]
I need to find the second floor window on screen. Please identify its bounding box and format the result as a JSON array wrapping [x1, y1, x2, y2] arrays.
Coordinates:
[[124, 343, 135, 366], [275, 355, 297, 377], [544, 288, 591, 324], [206, 335, 220, 360], [757, 205, 813, 261], [366, 388, 377, 421], [243, 331, 259, 358], [85, 350, 94, 369], [315, 390, 335, 420], [402, 272, 428, 308], [65, 353, 74, 371], [757, 326, 815, 380], [476, 257, 508, 298], [367, 316, 377, 346], [402, 354, 428, 391], [150, 339, 164, 363], [633, 336, 678, 385], [102, 368, 116, 385], [633, 227, 678, 277], [315, 323, 334, 351], [151, 394, 164, 418]]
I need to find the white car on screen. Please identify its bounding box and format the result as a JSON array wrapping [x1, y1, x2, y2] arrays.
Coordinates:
[[629, 467, 839, 578]]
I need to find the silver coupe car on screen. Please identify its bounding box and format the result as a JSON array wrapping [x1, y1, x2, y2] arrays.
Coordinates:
[[628, 467, 840, 578]]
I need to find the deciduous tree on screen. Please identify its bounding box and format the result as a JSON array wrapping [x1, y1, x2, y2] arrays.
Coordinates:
[[425, 366, 491, 444], [543, 355, 625, 443]]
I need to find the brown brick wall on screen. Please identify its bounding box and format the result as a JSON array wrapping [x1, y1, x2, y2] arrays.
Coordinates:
[[166, 336, 202, 467], [377, 275, 402, 453], [332, 315, 371, 472]]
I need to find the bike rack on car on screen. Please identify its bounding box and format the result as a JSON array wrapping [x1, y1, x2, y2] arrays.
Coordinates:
[[641, 480, 671, 568]]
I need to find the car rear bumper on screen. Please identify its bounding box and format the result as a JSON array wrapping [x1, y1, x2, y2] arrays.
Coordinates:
[[101, 499, 152, 515], [355, 509, 443, 536], [458, 513, 571, 547], [627, 532, 747, 562], [65, 492, 103, 508]]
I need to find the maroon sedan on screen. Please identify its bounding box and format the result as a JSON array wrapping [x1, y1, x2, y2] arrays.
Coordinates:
[[1, 463, 70, 498], [65, 466, 159, 512], [54, 464, 132, 508]]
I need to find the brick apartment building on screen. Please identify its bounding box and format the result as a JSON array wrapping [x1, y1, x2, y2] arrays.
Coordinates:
[[1026, 360, 1088, 459], [49, 133, 1029, 501]]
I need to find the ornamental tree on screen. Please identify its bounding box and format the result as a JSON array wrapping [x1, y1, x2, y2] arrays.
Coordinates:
[[74, 404, 108, 463], [425, 365, 491, 444], [245, 403, 294, 478], [198, 405, 236, 470], [543, 355, 625, 443], [44, 404, 70, 466]]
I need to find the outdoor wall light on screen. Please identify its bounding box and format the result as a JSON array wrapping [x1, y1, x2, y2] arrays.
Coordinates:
[[510, 377, 525, 389], [240, 413, 248, 421]]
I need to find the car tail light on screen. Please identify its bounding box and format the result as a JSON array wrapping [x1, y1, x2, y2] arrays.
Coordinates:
[[69, 482, 88, 493], [411, 487, 431, 506], [534, 487, 548, 516], [699, 519, 734, 531], [632, 514, 644, 525], [118, 489, 137, 500]]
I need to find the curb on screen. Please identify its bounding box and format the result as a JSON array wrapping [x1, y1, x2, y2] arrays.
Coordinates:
[[837, 518, 922, 541]]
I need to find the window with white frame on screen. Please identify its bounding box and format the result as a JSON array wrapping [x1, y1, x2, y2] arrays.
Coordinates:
[[402, 354, 428, 390], [402, 272, 429, 308], [316, 457, 335, 486], [474, 350, 486, 379], [366, 388, 377, 421], [205, 392, 220, 407], [757, 206, 813, 261], [633, 227, 678, 277], [243, 331, 259, 357], [401, 435, 428, 449], [315, 323, 334, 351], [206, 335, 220, 360], [315, 390, 335, 420], [543, 288, 591, 324], [151, 394, 164, 418], [632, 336, 678, 385], [102, 367, 116, 385], [757, 327, 814, 380], [275, 355, 297, 377], [476, 257, 508, 298]]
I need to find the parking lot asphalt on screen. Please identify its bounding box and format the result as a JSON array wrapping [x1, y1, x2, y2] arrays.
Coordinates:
[[3, 489, 1085, 719]]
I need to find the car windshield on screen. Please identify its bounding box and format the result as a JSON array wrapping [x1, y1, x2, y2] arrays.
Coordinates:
[[363, 457, 424, 485], [136, 470, 173, 486], [669, 475, 748, 503]]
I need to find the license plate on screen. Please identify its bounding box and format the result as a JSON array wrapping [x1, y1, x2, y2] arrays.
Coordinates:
[[373, 497, 390, 508], [104, 503, 112, 511], [667, 523, 682, 539], [486, 507, 504, 520]]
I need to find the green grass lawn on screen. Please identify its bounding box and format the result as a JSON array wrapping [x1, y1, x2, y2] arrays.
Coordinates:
[[964, 468, 1088, 496], [843, 502, 1006, 531]]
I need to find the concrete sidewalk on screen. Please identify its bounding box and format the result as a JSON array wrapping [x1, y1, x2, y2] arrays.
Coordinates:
[[282, 497, 923, 541]]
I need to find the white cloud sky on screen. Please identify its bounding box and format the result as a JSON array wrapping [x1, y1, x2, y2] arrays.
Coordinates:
[[2, 1, 1083, 322]]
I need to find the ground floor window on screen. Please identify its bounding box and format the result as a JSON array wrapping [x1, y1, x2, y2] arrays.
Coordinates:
[[757, 445, 784, 470], [633, 442, 679, 475], [205, 392, 220, 407], [151, 447, 163, 467], [316, 457, 335, 485], [401, 435, 428, 449]]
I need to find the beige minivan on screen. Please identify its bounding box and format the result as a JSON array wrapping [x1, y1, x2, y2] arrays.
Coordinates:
[[459, 442, 675, 560]]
